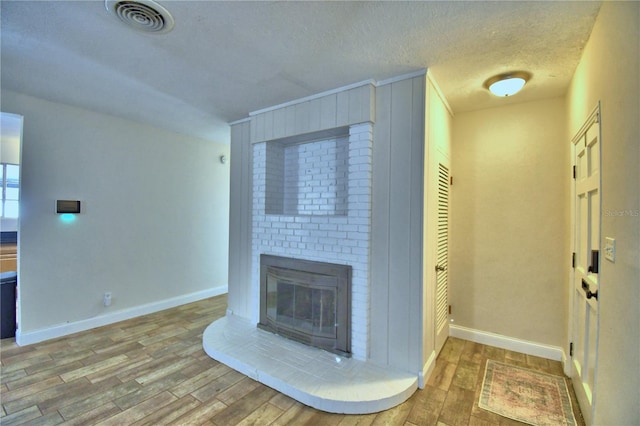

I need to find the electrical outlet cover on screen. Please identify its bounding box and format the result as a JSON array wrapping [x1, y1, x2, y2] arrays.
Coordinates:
[[604, 237, 616, 262]]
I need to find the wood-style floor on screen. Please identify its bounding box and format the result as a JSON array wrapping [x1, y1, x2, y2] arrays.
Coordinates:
[[1, 294, 583, 425]]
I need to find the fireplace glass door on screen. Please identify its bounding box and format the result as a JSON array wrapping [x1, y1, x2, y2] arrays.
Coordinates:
[[266, 271, 337, 339], [259, 255, 351, 356]]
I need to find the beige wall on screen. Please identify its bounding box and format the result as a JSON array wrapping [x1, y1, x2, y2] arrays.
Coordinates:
[[567, 2, 640, 424], [450, 97, 568, 348], [3, 90, 230, 338]]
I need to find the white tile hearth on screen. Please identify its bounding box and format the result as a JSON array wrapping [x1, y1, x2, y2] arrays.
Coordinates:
[[203, 315, 418, 414]]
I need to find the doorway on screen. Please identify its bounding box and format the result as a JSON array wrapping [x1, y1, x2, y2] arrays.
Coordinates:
[[0, 112, 23, 339], [569, 103, 601, 425]]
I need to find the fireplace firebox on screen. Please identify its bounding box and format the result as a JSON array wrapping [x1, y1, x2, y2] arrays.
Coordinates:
[[259, 255, 351, 356]]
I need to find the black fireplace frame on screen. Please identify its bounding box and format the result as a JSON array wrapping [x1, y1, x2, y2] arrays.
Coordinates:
[[259, 254, 351, 356]]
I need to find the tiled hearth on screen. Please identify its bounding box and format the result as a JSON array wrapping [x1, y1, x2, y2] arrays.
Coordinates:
[[203, 315, 417, 414]]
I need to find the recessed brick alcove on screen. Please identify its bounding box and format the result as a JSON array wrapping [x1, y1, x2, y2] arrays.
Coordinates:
[[252, 122, 372, 359]]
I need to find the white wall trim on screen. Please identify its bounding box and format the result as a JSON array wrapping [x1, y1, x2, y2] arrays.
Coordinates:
[[562, 349, 572, 377], [418, 349, 437, 389], [229, 117, 251, 126], [426, 70, 454, 117], [376, 68, 427, 87], [449, 325, 565, 361], [249, 79, 376, 116], [16, 285, 228, 346]]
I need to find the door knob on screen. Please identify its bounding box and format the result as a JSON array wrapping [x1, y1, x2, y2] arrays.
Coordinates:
[[435, 265, 445, 272], [581, 279, 598, 300]]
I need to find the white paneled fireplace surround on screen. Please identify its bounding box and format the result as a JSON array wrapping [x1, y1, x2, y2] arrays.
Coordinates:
[[204, 71, 448, 413]]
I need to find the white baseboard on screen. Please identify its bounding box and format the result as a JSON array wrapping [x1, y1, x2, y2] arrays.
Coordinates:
[[562, 349, 572, 376], [16, 285, 228, 346], [449, 324, 565, 361], [418, 350, 437, 389]]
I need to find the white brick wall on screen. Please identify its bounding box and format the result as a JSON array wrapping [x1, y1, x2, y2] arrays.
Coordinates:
[[252, 122, 373, 360]]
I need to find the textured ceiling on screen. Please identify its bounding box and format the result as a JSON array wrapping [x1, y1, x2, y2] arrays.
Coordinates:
[[1, 1, 601, 143]]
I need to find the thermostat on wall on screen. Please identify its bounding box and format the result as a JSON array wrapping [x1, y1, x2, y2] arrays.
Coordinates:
[[56, 200, 81, 214]]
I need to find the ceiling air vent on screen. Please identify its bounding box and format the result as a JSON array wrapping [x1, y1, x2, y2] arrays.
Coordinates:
[[105, 0, 174, 34]]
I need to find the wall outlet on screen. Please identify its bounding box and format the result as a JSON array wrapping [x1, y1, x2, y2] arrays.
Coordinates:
[[604, 237, 616, 262], [103, 292, 112, 307]]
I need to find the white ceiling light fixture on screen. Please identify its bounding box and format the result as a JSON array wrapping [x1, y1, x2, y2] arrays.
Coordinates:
[[483, 71, 532, 97], [105, 0, 174, 34]]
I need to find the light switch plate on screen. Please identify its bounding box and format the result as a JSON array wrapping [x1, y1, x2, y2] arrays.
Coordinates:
[[604, 237, 616, 262]]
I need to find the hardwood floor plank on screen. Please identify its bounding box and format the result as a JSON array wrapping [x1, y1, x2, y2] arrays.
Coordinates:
[[114, 354, 181, 383], [170, 363, 231, 398], [0, 340, 35, 360], [59, 402, 122, 426], [468, 414, 497, 426], [0, 367, 27, 386], [270, 401, 317, 425], [268, 392, 297, 412], [18, 410, 64, 426], [167, 398, 227, 425], [190, 369, 246, 403], [302, 410, 346, 426], [426, 360, 456, 391], [24, 350, 95, 375], [438, 385, 476, 426], [1, 376, 63, 405], [216, 377, 261, 406], [57, 380, 141, 420], [336, 412, 377, 425], [1, 347, 50, 366], [451, 359, 481, 391], [4, 361, 84, 391], [85, 353, 154, 384], [210, 383, 278, 426], [4, 377, 91, 415], [113, 371, 186, 411], [59, 354, 129, 383], [92, 341, 144, 356], [130, 394, 201, 426], [371, 397, 413, 425], [137, 326, 189, 347], [39, 376, 121, 416], [482, 345, 505, 362], [133, 357, 195, 385], [438, 337, 465, 364], [0, 353, 53, 374], [405, 385, 446, 426], [504, 349, 526, 364], [235, 402, 284, 426], [460, 341, 484, 365], [525, 354, 550, 370], [0, 405, 43, 426], [99, 390, 178, 426]]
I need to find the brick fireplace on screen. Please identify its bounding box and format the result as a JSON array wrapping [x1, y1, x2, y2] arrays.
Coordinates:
[[251, 122, 373, 359], [207, 72, 447, 413]]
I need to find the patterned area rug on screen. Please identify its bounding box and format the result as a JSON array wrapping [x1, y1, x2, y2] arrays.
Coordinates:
[[479, 360, 577, 426]]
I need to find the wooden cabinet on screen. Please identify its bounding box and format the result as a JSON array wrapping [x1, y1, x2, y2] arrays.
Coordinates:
[[1, 243, 17, 272]]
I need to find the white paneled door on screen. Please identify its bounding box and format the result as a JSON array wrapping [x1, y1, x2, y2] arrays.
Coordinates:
[[570, 104, 601, 425]]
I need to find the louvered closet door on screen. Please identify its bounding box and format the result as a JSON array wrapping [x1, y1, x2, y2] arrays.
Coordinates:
[[435, 161, 450, 355]]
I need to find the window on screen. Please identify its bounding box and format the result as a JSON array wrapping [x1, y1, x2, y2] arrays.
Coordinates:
[[1, 164, 19, 218]]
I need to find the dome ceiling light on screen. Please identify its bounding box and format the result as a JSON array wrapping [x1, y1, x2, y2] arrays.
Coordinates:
[[483, 71, 532, 97]]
